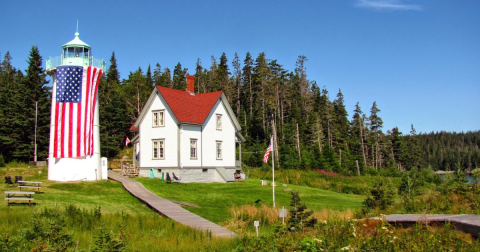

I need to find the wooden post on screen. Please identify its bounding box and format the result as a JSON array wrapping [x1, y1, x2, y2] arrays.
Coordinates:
[[34, 101, 37, 163], [296, 123, 301, 159], [271, 136, 275, 208], [272, 117, 279, 168], [356, 160, 361, 176]]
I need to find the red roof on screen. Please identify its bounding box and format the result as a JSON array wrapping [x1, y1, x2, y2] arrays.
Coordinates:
[[129, 124, 139, 131], [156, 86, 223, 125]]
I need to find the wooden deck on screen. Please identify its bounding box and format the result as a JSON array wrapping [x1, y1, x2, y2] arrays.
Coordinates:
[[376, 214, 480, 238], [108, 170, 236, 238]]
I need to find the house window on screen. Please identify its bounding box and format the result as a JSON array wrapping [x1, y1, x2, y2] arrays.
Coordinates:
[[190, 139, 197, 159], [152, 139, 165, 159], [216, 114, 222, 130], [153, 110, 165, 127], [216, 141, 222, 160]]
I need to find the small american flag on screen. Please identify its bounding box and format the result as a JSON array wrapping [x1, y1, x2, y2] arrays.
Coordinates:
[[53, 66, 102, 158], [263, 139, 273, 164], [125, 136, 131, 147]]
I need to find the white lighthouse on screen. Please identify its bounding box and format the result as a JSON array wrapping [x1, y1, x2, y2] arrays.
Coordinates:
[[46, 30, 106, 181]]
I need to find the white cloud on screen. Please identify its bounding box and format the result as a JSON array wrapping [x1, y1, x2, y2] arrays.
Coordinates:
[[356, 0, 422, 11]]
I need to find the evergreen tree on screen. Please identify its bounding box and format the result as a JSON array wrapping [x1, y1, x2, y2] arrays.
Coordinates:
[[106, 52, 120, 90], [146, 64, 153, 88], [294, 55, 311, 114], [288, 191, 317, 232], [152, 63, 162, 86], [405, 124, 421, 170], [172, 62, 187, 90], [253, 52, 271, 134], [232, 52, 242, 116], [369, 101, 383, 169], [15, 46, 50, 162], [0, 52, 23, 162], [120, 67, 150, 123], [161, 67, 172, 88], [332, 89, 349, 149], [217, 53, 231, 100], [242, 52, 254, 119], [391, 127, 407, 170], [350, 102, 367, 168], [194, 58, 205, 93], [99, 52, 128, 158]]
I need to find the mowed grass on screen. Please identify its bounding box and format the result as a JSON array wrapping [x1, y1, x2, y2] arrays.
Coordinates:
[[136, 178, 365, 224], [1, 166, 153, 215], [3, 165, 364, 224], [1, 166, 236, 251]]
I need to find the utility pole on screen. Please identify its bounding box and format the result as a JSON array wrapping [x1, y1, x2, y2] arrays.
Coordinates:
[[34, 101, 38, 163]]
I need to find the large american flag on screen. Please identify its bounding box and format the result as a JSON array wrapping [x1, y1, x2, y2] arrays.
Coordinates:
[[263, 139, 273, 164], [53, 66, 102, 158]]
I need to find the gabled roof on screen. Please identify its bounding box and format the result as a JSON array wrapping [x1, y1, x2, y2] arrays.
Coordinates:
[[156, 86, 222, 125], [134, 86, 243, 142], [129, 124, 139, 131]]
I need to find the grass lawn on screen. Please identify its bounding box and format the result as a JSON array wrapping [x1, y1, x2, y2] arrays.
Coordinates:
[[1, 165, 153, 215], [137, 178, 365, 224]]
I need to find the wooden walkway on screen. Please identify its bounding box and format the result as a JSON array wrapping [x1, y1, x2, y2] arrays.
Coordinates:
[[108, 170, 236, 238], [376, 214, 480, 238]]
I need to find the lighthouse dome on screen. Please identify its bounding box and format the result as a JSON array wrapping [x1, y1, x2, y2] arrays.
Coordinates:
[[63, 32, 90, 48]]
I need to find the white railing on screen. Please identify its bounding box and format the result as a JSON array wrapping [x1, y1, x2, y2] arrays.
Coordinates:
[[46, 56, 106, 73]]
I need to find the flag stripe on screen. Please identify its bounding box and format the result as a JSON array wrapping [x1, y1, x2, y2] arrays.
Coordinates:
[[60, 102, 66, 158], [77, 102, 81, 156], [68, 103, 73, 157], [53, 102, 59, 158], [84, 67, 91, 155], [92, 68, 101, 153], [263, 139, 273, 164]]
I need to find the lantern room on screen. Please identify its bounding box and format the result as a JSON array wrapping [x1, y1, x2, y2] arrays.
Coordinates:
[[46, 31, 105, 74], [62, 32, 91, 67]]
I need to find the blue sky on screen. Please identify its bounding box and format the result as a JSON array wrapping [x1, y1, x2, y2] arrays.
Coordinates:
[[1, 0, 479, 135]]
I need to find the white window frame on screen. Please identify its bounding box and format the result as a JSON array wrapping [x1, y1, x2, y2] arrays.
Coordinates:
[[216, 141, 222, 160], [152, 139, 165, 160], [152, 110, 165, 127], [216, 114, 222, 130], [190, 139, 197, 159]]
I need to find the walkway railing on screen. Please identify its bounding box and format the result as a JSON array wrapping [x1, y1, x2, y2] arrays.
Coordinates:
[[46, 56, 106, 72]]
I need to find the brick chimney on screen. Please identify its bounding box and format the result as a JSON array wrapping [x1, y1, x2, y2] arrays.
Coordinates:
[[186, 75, 195, 93]]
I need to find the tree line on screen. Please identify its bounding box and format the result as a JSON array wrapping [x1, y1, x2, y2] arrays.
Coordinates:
[[1, 47, 479, 173]]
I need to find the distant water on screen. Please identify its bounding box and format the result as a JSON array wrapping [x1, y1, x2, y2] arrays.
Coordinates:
[[466, 175, 480, 184], [439, 174, 480, 185]]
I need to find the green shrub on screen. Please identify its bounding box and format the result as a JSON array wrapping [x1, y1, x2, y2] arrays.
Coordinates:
[[288, 191, 317, 232], [363, 179, 397, 210], [0, 155, 5, 167]]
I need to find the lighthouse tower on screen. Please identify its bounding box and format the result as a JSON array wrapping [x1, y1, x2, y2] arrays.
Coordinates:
[[46, 30, 106, 181]]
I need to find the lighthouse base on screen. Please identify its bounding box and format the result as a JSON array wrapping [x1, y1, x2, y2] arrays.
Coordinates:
[[48, 155, 103, 182]]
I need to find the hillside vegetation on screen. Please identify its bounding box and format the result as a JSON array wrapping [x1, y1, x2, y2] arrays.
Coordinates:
[[2, 163, 480, 251], [1, 49, 478, 174]]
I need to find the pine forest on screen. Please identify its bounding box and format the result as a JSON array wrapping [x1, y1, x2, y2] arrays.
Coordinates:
[[0, 48, 479, 174]]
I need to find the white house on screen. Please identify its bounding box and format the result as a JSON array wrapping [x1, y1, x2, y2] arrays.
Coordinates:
[[130, 75, 246, 183]]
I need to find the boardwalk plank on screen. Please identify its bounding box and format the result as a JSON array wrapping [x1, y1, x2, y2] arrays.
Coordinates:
[[108, 171, 236, 238], [377, 214, 480, 238]]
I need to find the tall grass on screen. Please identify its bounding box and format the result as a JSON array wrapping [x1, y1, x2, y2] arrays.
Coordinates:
[[231, 217, 480, 251], [0, 205, 235, 251], [251, 168, 396, 195], [225, 204, 279, 233]]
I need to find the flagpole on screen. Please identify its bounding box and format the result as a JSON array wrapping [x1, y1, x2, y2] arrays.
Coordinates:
[[272, 136, 275, 208]]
